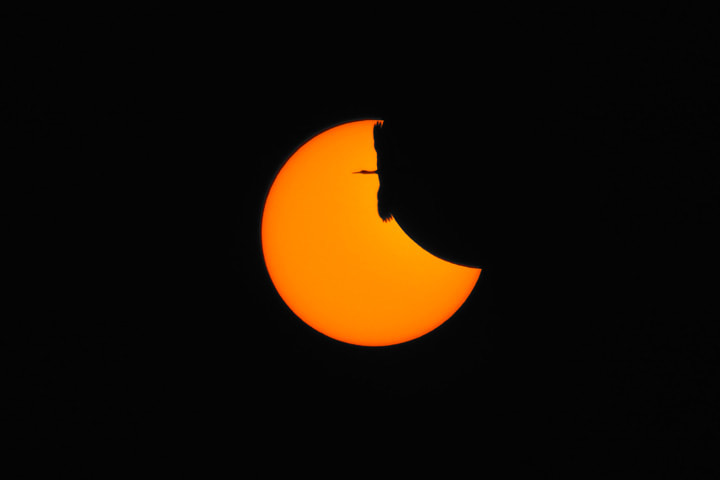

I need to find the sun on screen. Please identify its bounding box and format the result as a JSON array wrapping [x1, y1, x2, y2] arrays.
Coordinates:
[[261, 119, 480, 346]]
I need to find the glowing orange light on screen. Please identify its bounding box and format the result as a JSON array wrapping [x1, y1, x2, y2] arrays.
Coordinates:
[[261, 120, 480, 346]]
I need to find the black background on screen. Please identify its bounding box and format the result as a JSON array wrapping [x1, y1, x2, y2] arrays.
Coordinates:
[[4, 10, 719, 475]]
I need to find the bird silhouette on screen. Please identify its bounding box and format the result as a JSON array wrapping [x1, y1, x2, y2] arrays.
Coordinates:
[[353, 122, 397, 223]]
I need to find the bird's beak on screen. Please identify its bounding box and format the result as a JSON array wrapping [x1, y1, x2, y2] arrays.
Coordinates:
[[352, 170, 378, 174]]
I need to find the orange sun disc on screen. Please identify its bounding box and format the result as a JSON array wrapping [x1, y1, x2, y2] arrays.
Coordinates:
[[261, 119, 481, 346]]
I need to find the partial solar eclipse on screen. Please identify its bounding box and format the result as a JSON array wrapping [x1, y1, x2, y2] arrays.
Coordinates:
[[261, 120, 480, 346]]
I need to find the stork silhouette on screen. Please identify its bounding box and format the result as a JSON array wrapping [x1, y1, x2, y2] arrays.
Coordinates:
[[353, 122, 397, 223]]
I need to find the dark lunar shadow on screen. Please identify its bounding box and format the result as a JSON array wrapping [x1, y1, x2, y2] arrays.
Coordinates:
[[364, 12, 720, 463]]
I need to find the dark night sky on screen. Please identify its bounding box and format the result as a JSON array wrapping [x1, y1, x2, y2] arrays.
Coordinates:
[[5, 11, 719, 475]]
